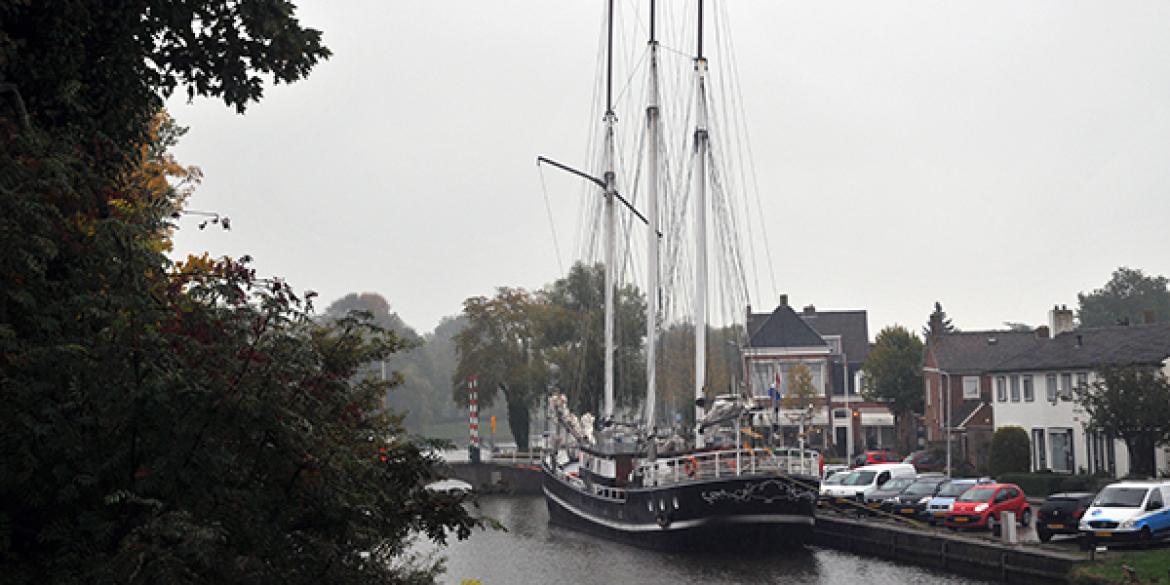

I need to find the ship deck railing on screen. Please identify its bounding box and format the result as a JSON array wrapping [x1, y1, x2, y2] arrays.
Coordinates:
[[637, 448, 818, 487]]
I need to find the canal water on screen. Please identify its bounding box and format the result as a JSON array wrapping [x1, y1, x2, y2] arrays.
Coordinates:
[[430, 495, 992, 585]]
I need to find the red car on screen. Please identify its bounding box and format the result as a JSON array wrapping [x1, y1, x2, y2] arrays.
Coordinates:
[[944, 483, 1032, 532], [854, 450, 900, 466]]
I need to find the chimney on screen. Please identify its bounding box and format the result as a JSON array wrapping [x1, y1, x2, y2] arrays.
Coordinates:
[[1035, 325, 1050, 339], [778, 294, 788, 307], [1049, 304, 1075, 336], [803, 304, 816, 315]]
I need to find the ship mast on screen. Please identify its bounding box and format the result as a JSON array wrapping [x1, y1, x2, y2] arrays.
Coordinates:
[[644, 0, 660, 442], [693, 0, 710, 448], [602, 0, 617, 422]]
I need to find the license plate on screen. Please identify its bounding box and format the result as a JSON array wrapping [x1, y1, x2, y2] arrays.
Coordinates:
[[868, 503, 881, 508], [1095, 531, 1111, 538], [1047, 523, 1065, 529], [900, 508, 915, 514], [836, 498, 849, 504], [953, 517, 969, 523], [933, 511, 946, 517]]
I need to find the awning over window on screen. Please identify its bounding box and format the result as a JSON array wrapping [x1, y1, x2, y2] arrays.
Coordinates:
[[860, 411, 894, 426]]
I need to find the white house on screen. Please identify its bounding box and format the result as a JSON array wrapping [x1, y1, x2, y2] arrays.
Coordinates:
[[989, 307, 1170, 478]]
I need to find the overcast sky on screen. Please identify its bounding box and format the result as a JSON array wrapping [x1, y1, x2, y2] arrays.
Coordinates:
[[167, 0, 1170, 339]]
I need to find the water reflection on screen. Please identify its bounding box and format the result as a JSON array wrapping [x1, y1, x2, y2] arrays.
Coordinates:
[[436, 495, 988, 585]]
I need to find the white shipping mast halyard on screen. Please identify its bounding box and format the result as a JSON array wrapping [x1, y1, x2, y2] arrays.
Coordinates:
[[537, 0, 820, 552]]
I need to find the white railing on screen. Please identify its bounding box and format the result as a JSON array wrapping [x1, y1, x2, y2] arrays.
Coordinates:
[[637, 448, 819, 487]]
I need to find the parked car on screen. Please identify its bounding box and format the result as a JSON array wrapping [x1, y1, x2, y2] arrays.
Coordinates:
[[1036, 492, 1096, 543], [924, 478, 996, 525], [863, 476, 917, 512], [424, 478, 474, 496], [884, 475, 949, 518], [821, 463, 917, 506], [1079, 480, 1170, 546], [945, 483, 1031, 533], [903, 450, 946, 473], [853, 449, 900, 467], [822, 464, 849, 480]]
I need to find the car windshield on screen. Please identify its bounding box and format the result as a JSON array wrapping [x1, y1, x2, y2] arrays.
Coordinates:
[[904, 481, 942, 496], [842, 471, 877, 486], [957, 487, 997, 502], [823, 474, 845, 486], [880, 477, 914, 491], [1093, 487, 1149, 508], [937, 482, 974, 497]]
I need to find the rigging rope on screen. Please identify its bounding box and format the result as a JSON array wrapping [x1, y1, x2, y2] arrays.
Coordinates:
[[537, 164, 566, 276]]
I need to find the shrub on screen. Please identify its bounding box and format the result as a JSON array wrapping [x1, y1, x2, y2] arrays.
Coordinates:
[[996, 473, 1115, 498], [988, 426, 1031, 476]]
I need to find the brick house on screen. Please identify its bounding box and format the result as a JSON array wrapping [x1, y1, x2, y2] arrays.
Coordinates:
[[744, 296, 889, 457], [922, 328, 1046, 472]]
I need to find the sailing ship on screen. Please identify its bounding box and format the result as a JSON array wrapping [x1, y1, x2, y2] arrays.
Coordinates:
[[536, 0, 820, 551]]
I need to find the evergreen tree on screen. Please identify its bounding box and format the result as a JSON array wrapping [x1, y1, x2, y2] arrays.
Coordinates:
[[923, 301, 957, 339]]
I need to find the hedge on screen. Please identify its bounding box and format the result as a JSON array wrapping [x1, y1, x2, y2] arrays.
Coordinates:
[[996, 472, 1116, 498]]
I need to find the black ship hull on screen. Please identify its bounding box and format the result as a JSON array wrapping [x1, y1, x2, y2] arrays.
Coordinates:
[[542, 464, 817, 551]]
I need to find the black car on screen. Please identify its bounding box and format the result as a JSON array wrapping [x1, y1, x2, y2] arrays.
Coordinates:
[[884, 475, 948, 518], [1036, 492, 1096, 542], [862, 476, 917, 513]]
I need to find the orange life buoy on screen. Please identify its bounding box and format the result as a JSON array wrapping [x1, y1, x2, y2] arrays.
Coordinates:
[[684, 456, 698, 478]]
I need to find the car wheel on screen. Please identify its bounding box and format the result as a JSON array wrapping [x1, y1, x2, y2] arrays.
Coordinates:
[[1020, 508, 1032, 528], [1037, 529, 1052, 543], [1140, 527, 1152, 549], [987, 514, 999, 536]]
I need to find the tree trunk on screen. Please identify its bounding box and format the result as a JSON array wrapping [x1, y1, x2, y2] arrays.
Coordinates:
[[1125, 433, 1156, 478], [506, 390, 530, 451]]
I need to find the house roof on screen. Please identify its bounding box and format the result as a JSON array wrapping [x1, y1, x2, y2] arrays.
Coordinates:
[[926, 330, 1044, 375], [746, 305, 828, 350], [989, 322, 1170, 373], [799, 310, 870, 361]]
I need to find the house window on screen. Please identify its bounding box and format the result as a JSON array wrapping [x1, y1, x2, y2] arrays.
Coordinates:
[[1076, 372, 1089, 394], [995, 376, 1007, 402], [1045, 374, 1057, 402], [1032, 429, 1047, 471], [751, 361, 775, 397], [962, 376, 980, 400], [1022, 375, 1034, 402], [1060, 372, 1073, 400], [925, 379, 931, 406], [1009, 375, 1020, 402]]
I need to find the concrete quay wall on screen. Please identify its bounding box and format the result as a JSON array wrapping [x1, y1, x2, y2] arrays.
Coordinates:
[[813, 515, 1083, 584], [445, 462, 543, 495]]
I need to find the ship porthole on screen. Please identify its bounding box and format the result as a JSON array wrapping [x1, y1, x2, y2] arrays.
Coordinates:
[[672, 497, 679, 510]]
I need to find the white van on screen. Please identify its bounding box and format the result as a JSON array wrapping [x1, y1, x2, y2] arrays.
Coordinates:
[[1079, 480, 1170, 545], [820, 463, 917, 500]]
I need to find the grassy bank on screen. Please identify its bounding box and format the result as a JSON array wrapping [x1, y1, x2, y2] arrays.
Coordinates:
[[1070, 548, 1170, 584]]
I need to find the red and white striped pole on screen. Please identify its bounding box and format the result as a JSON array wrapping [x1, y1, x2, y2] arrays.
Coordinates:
[[468, 375, 481, 463]]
